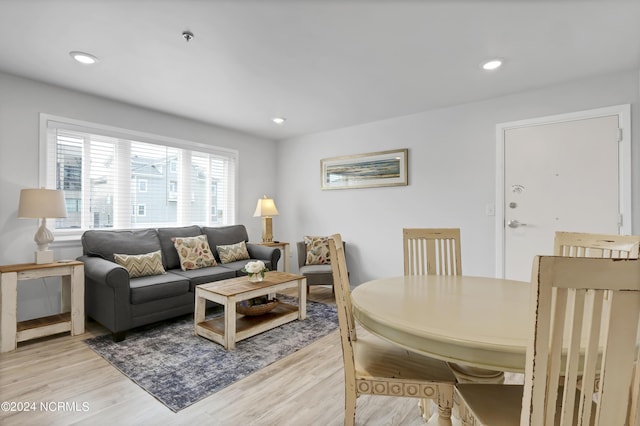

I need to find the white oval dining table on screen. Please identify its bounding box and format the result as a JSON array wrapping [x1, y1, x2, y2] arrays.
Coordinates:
[[350, 275, 530, 373]]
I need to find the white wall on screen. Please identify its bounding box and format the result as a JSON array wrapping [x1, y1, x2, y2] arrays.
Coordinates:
[[3, 69, 638, 320], [0, 71, 277, 320], [276, 70, 640, 286]]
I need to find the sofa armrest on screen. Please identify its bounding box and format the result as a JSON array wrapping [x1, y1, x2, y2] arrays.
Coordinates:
[[78, 255, 132, 334], [78, 255, 130, 289], [246, 243, 281, 270]]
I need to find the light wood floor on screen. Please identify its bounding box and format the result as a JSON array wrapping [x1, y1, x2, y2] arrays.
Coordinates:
[[0, 286, 431, 426]]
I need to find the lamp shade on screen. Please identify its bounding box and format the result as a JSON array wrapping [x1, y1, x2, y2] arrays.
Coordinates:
[[253, 195, 279, 217], [18, 188, 68, 219]]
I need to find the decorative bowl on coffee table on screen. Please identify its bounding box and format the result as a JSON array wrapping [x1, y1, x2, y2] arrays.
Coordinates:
[[236, 298, 279, 316]]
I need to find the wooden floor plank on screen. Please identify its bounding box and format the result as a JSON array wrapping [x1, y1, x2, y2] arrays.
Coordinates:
[[0, 287, 428, 425]]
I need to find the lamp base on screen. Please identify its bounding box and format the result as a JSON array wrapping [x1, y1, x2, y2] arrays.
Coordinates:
[[35, 250, 54, 264], [261, 217, 274, 243]]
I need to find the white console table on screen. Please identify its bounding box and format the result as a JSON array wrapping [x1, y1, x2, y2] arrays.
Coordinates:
[[0, 261, 85, 353]]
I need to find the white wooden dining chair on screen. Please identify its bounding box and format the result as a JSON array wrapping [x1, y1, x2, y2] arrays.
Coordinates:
[[403, 228, 502, 389], [554, 231, 640, 400], [455, 255, 640, 426], [554, 231, 640, 259], [403, 228, 462, 276], [328, 233, 457, 426]]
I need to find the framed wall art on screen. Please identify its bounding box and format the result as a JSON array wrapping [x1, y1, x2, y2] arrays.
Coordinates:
[[320, 148, 408, 190]]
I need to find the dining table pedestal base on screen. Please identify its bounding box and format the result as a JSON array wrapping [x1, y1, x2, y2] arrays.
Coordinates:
[[448, 363, 504, 384]]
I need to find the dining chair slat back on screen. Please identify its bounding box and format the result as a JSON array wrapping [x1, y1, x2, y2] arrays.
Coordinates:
[[456, 256, 640, 426], [328, 233, 456, 426], [554, 231, 640, 259], [403, 228, 462, 276], [553, 231, 640, 403]]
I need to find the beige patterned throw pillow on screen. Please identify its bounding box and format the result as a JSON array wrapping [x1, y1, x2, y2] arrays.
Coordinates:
[[217, 241, 250, 264], [304, 236, 331, 265], [114, 250, 166, 278], [173, 235, 217, 271]]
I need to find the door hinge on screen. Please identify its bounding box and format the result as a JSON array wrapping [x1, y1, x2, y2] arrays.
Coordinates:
[[618, 128, 623, 142]]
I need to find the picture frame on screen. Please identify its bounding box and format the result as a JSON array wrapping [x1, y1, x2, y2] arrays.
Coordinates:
[[320, 148, 408, 190]]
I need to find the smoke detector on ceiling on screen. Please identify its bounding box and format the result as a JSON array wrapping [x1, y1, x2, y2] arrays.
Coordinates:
[[182, 31, 194, 42]]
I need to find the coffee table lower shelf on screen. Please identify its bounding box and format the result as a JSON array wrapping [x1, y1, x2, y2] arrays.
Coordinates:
[[196, 303, 298, 346]]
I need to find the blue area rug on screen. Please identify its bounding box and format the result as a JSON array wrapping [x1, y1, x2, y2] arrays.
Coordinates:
[[84, 295, 338, 412]]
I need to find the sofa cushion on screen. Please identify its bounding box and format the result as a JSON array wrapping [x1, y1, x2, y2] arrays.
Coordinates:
[[299, 264, 332, 275], [217, 241, 251, 264], [299, 264, 335, 286], [202, 225, 249, 262], [129, 272, 190, 305], [173, 235, 217, 270], [304, 236, 331, 265], [114, 250, 166, 278], [170, 267, 237, 290], [157, 225, 203, 270], [82, 229, 162, 263]]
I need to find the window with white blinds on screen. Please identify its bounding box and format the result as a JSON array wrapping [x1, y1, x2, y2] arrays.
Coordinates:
[[42, 115, 237, 234]]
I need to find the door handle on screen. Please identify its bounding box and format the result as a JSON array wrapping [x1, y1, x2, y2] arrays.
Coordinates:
[[507, 220, 527, 228]]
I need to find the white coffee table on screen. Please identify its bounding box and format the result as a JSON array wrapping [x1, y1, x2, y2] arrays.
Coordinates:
[[194, 271, 307, 350]]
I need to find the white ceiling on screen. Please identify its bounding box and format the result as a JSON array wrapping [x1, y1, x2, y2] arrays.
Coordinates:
[[1, 0, 639, 140]]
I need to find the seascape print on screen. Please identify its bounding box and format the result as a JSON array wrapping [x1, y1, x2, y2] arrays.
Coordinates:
[[321, 149, 408, 190]]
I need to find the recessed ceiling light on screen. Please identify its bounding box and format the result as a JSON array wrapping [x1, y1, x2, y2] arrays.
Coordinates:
[[272, 117, 286, 125], [70, 51, 98, 65], [482, 59, 503, 71]]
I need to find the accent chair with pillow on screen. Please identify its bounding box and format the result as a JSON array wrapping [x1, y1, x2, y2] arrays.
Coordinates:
[[80, 224, 280, 341], [297, 236, 346, 294]]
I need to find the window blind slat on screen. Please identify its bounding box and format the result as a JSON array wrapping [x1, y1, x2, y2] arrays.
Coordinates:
[[45, 117, 237, 232]]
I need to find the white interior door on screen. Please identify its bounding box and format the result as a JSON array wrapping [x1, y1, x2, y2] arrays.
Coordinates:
[[501, 113, 624, 282]]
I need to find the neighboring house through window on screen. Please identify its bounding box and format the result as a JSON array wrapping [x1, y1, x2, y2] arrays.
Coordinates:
[[42, 114, 238, 235]]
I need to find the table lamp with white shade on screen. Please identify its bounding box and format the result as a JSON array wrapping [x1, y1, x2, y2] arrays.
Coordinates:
[[18, 188, 67, 264], [253, 195, 279, 243]]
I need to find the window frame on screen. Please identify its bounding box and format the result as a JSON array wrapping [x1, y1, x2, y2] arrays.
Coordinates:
[[39, 114, 239, 241]]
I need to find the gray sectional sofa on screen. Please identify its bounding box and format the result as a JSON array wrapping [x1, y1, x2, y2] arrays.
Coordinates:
[[78, 224, 280, 341]]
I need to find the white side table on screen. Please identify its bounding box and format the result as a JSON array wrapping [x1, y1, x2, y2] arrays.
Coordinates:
[[257, 241, 290, 272], [0, 261, 85, 353]]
